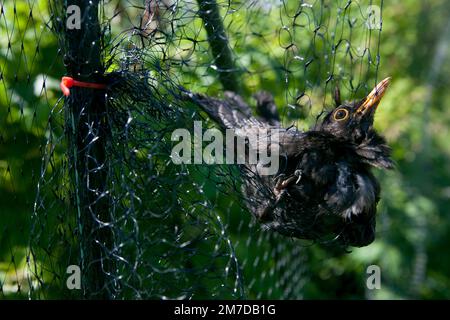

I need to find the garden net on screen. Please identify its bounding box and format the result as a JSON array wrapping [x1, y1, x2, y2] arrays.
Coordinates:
[[0, 0, 382, 299]]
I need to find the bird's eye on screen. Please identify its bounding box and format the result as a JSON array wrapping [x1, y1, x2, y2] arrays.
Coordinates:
[[333, 108, 349, 121]]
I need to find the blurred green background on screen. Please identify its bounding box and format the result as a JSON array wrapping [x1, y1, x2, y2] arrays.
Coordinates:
[[1, 0, 450, 299]]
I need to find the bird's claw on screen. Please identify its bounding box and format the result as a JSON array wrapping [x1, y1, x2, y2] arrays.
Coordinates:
[[274, 170, 302, 191], [273, 170, 302, 203], [273, 173, 285, 183]]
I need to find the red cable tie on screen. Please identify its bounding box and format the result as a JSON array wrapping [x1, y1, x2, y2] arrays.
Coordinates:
[[60, 76, 107, 97]]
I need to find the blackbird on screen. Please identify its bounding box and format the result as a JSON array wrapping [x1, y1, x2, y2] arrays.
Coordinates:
[[189, 78, 393, 247]]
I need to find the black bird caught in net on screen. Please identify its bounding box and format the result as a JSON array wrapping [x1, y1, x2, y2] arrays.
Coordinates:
[[0, 0, 387, 299], [190, 77, 393, 248]]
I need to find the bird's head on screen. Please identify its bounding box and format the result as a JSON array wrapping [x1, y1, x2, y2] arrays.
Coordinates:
[[319, 77, 391, 141], [317, 77, 394, 169]]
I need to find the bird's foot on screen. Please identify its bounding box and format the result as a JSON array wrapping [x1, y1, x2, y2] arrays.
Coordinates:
[[255, 175, 288, 222], [274, 170, 302, 191], [258, 171, 303, 222], [273, 170, 302, 201]]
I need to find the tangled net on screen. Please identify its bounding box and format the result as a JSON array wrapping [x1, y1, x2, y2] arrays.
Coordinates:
[[0, 0, 383, 299]]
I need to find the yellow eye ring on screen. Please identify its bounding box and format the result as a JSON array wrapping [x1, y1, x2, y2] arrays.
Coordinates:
[[333, 108, 349, 121]]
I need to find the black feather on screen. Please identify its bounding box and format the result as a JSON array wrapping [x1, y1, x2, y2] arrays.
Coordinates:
[[188, 90, 392, 247]]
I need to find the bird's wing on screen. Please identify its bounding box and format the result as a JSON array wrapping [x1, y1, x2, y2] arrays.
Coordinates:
[[189, 91, 268, 130], [187, 90, 309, 160]]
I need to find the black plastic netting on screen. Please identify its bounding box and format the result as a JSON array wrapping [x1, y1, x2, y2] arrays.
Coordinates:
[[1, 0, 383, 299]]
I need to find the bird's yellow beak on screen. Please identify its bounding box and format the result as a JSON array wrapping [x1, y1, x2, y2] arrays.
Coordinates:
[[356, 77, 391, 115]]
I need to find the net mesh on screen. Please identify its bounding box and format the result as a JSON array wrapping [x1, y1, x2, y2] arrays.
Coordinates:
[[1, 0, 383, 299]]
